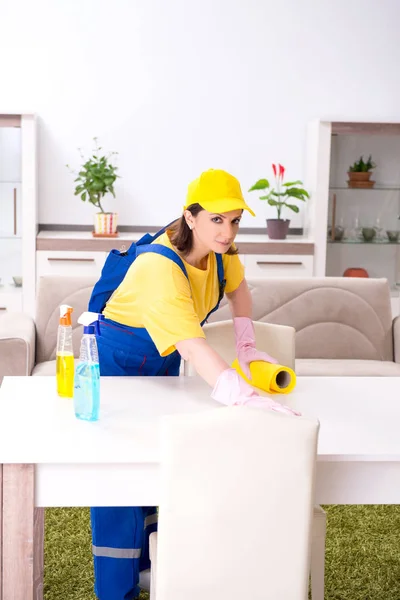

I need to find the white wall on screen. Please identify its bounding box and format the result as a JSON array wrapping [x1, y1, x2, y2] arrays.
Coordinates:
[[1, 0, 400, 228]]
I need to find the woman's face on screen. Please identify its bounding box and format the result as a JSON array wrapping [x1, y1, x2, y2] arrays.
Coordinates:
[[186, 208, 243, 254]]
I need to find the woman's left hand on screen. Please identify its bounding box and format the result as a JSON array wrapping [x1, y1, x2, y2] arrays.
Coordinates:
[[237, 346, 278, 379], [234, 317, 278, 379]]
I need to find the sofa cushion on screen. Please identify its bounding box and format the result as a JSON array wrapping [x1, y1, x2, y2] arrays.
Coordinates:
[[32, 360, 56, 376], [296, 359, 400, 377], [35, 276, 97, 364], [211, 278, 394, 362]]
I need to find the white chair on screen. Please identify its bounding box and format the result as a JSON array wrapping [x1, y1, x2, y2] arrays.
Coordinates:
[[188, 320, 326, 600], [150, 405, 319, 600]]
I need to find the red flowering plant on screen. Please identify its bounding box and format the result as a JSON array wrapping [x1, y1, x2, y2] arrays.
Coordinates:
[[248, 164, 309, 220]]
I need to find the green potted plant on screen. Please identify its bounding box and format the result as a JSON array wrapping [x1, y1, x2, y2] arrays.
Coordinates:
[[67, 137, 120, 236], [347, 155, 376, 189], [249, 164, 310, 239]]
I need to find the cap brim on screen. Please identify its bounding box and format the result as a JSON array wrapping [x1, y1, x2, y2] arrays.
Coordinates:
[[199, 198, 256, 217]]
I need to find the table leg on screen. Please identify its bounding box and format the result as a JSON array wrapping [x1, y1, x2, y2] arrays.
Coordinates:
[[0, 464, 2, 600], [34, 508, 45, 600], [0, 464, 39, 600]]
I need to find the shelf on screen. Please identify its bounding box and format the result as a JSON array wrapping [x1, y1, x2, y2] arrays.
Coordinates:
[[0, 235, 21, 240], [330, 186, 400, 191], [0, 180, 21, 184]]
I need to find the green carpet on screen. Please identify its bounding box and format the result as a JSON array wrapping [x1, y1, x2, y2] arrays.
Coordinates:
[[44, 505, 400, 600]]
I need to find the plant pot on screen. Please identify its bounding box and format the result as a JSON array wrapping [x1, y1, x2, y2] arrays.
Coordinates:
[[93, 212, 118, 237], [266, 219, 290, 240], [347, 171, 375, 188]]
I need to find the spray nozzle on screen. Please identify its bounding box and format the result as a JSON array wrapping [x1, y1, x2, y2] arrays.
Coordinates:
[[59, 305, 73, 326], [78, 311, 104, 336]]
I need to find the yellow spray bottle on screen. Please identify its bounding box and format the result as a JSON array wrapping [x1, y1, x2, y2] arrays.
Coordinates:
[[56, 304, 74, 398], [232, 359, 296, 395]]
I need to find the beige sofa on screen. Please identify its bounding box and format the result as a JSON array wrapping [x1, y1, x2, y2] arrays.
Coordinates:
[[211, 276, 400, 377], [1, 275, 400, 382]]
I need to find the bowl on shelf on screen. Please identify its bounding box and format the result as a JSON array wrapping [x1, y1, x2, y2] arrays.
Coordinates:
[[343, 267, 369, 278], [327, 226, 344, 241], [362, 227, 376, 242], [386, 230, 400, 243], [12, 276, 22, 287]]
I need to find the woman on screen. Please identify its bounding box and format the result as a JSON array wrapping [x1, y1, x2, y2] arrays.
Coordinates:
[[91, 168, 298, 600]]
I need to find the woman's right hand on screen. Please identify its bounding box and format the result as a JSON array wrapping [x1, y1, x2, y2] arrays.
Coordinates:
[[176, 338, 300, 416], [211, 368, 300, 417]]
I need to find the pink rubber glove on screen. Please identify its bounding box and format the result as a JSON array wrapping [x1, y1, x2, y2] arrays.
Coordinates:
[[211, 368, 300, 416], [234, 317, 278, 379]]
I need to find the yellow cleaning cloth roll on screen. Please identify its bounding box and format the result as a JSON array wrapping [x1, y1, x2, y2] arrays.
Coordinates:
[[232, 359, 296, 395]]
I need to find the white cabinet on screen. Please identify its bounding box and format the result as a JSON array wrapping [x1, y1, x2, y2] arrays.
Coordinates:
[[0, 182, 22, 237], [0, 126, 22, 238], [0, 115, 37, 317], [0, 126, 21, 182], [35, 249, 314, 285], [0, 238, 22, 287], [36, 251, 108, 280], [242, 254, 313, 279]]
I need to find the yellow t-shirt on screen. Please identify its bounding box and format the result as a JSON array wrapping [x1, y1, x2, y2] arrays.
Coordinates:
[[103, 232, 244, 356]]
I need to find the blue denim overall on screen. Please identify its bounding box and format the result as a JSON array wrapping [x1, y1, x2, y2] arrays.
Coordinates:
[[91, 249, 225, 600]]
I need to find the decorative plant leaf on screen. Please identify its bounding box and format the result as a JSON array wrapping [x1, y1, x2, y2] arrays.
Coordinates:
[[283, 180, 303, 187], [349, 154, 376, 172], [286, 188, 309, 199], [284, 203, 300, 213], [248, 179, 269, 191]]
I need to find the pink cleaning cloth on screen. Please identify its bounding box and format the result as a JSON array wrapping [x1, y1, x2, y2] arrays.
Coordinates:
[[211, 368, 300, 416]]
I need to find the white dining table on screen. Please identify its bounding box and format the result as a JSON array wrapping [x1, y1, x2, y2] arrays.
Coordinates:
[[1, 374, 400, 599]]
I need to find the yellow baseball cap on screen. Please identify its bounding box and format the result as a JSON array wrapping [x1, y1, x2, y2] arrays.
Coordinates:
[[184, 169, 255, 216]]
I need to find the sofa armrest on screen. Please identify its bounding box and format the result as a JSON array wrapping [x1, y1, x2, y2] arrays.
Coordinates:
[[0, 312, 36, 382], [393, 316, 400, 364]]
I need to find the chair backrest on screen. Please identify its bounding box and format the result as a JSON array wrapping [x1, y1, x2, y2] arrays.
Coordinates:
[[35, 276, 97, 363], [202, 320, 295, 370], [209, 277, 394, 361], [156, 407, 319, 600]]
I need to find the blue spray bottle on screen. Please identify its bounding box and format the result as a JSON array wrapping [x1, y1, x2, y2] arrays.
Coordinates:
[[74, 312, 103, 421]]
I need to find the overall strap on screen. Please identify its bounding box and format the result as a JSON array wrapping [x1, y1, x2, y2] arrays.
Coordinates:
[[201, 253, 226, 325], [215, 253, 226, 302], [136, 220, 178, 247], [152, 219, 176, 241], [136, 244, 189, 279]]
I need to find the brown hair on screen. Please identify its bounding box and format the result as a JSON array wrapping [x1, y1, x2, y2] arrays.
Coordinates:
[[168, 203, 239, 257]]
